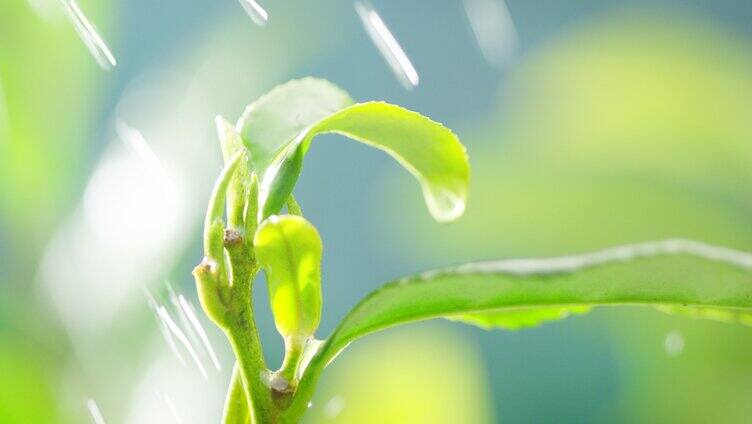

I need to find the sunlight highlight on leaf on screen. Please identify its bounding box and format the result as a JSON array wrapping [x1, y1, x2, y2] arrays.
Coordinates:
[[254, 215, 323, 340], [354, 1, 419, 89]]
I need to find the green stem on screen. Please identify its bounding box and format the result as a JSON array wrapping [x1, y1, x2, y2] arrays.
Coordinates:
[[223, 364, 250, 424], [278, 352, 325, 423], [226, 307, 275, 423], [278, 335, 304, 383]]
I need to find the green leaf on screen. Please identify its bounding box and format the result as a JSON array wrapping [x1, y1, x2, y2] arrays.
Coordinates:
[[254, 215, 323, 340], [204, 150, 245, 259], [216, 116, 251, 229], [286, 239, 752, 416], [259, 101, 470, 222], [236, 77, 354, 173], [235, 78, 469, 223], [449, 306, 591, 330], [320, 239, 752, 353]]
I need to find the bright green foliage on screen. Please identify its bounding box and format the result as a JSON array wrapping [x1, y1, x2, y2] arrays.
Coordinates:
[[198, 78, 474, 423], [319, 239, 752, 357], [236, 78, 470, 222], [195, 151, 246, 326], [254, 215, 323, 341], [196, 78, 752, 424], [282, 239, 752, 417], [260, 102, 469, 222]]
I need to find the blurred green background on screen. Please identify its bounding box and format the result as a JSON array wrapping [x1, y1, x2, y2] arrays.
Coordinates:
[[3, 0, 752, 422]]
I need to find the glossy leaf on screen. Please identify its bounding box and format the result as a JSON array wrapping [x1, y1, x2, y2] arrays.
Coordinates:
[[259, 101, 470, 222], [236, 77, 353, 173], [254, 215, 323, 340], [287, 239, 752, 416]]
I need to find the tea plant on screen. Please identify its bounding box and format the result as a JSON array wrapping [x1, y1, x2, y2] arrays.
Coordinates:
[[194, 78, 752, 423]]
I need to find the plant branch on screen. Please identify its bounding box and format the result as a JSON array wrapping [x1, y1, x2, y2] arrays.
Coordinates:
[[225, 307, 274, 423], [222, 364, 250, 424]]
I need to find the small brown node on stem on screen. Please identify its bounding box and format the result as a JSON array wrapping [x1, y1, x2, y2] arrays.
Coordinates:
[[223, 228, 244, 248], [269, 373, 295, 406], [195, 256, 219, 275]]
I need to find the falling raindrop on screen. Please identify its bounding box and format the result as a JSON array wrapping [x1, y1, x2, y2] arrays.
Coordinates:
[[463, 0, 518, 67], [157, 304, 209, 379], [354, 1, 419, 90], [664, 330, 685, 357], [86, 398, 107, 424], [61, 0, 117, 70], [178, 294, 222, 371], [166, 283, 200, 347], [161, 392, 184, 424], [238, 0, 268, 26], [144, 284, 225, 381], [146, 289, 188, 367], [324, 395, 345, 419]]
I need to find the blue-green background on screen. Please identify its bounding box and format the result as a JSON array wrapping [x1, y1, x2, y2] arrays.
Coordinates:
[[3, 1, 752, 422]]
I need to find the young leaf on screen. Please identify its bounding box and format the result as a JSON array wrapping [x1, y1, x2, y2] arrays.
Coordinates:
[[259, 102, 470, 222], [204, 151, 246, 260], [254, 215, 323, 341], [236, 77, 354, 173], [216, 116, 251, 229], [286, 239, 752, 416]]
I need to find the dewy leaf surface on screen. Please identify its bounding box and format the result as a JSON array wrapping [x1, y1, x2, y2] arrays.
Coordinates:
[[254, 215, 323, 339], [287, 238, 752, 414], [259, 102, 470, 222]]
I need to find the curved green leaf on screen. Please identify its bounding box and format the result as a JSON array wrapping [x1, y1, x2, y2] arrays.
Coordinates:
[[285, 239, 752, 417], [254, 215, 323, 340], [259, 102, 470, 222], [236, 77, 353, 173]]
